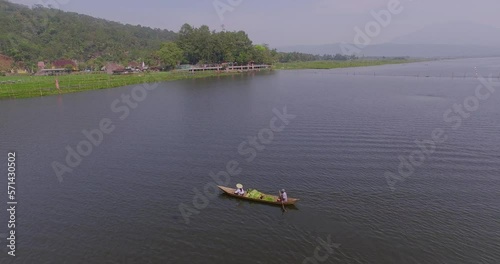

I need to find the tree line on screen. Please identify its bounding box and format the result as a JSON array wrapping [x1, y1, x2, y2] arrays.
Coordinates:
[[155, 24, 358, 69], [155, 23, 278, 69]]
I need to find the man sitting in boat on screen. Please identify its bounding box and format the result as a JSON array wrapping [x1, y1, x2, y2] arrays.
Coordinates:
[[234, 184, 245, 196], [277, 189, 288, 202]]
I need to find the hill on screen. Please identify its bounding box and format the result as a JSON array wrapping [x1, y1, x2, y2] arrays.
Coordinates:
[[0, 0, 176, 68], [392, 21, 500, 46]]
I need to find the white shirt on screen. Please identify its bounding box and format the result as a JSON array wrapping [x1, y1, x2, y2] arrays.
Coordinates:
[[281, 192, 288, 202], [235, 188, 245, 195]]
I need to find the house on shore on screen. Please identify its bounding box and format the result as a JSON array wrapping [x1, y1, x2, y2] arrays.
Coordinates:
[[103, 63, 125, 74], [52, 59, 78, 71], [127, 61, 140, 70], [0, 54, 14, 73], [36, 68, 69, 76], [38, 61, 46, 71], [125, 61, 147, 72]]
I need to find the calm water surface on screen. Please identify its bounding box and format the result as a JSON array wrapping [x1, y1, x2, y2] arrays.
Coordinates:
[[0, 57, 499, 263]]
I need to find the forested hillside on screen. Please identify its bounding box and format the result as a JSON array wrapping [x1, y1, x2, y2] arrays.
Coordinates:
[[0, 0, 176, 68]]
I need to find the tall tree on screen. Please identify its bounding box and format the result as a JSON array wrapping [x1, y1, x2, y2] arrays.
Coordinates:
[[157, 42, 183, 69]]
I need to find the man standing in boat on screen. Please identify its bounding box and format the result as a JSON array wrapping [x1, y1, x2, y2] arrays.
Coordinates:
[[234, 184, 245, 196], [277, 189, 288, 203]]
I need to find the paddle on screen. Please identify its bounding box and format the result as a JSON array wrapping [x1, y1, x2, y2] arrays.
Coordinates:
[[279, 190, 287, 212]]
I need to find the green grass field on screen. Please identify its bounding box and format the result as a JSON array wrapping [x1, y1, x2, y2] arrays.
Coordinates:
[[274, 59, 417, 70], [0, 71, 234, 100]]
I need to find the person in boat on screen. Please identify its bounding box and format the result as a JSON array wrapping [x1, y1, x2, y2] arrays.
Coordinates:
[[277, 189, 288, 203], [234, 184, 245, 196]]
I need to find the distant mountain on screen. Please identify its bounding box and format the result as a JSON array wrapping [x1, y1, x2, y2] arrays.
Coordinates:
[[392, 21, 500, 46], [277, 44, 344, 56], [277, 21, 500, 58], [364, 43, 500, 58], [0, 0, 176, 65], [276, 43, 500, 58]]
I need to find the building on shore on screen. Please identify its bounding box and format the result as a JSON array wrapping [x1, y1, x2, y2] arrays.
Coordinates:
[[184, 64, 271, 73], [38, 61, 46, 71], [103, 63, 125, 74], [0, 54, 14, 73], [36, 68, 70, 76], [52, 59, 78, 71]]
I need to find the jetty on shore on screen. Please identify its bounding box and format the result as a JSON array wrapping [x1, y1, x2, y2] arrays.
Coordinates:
[[181, 64, 271, 73]]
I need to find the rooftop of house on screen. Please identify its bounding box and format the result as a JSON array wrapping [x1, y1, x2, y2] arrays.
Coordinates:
[[52, 59, 77, 67], [0, 54, 14, 71]]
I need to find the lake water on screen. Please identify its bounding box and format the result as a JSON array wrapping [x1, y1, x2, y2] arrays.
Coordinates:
[[0, 57, 499, 263]]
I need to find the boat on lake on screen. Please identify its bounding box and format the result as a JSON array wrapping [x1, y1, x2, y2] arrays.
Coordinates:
[[218, 186, 300, 206]]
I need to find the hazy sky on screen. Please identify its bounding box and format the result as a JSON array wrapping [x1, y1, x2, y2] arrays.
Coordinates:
[[10, 0, 500, 47]]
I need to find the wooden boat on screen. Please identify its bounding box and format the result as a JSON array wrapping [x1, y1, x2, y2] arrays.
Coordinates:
[[218, 186, 299, 205]]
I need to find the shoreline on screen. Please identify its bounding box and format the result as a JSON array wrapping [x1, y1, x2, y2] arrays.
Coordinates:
[[274, 59, 424, 70], [0, 60, 418, 100]]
